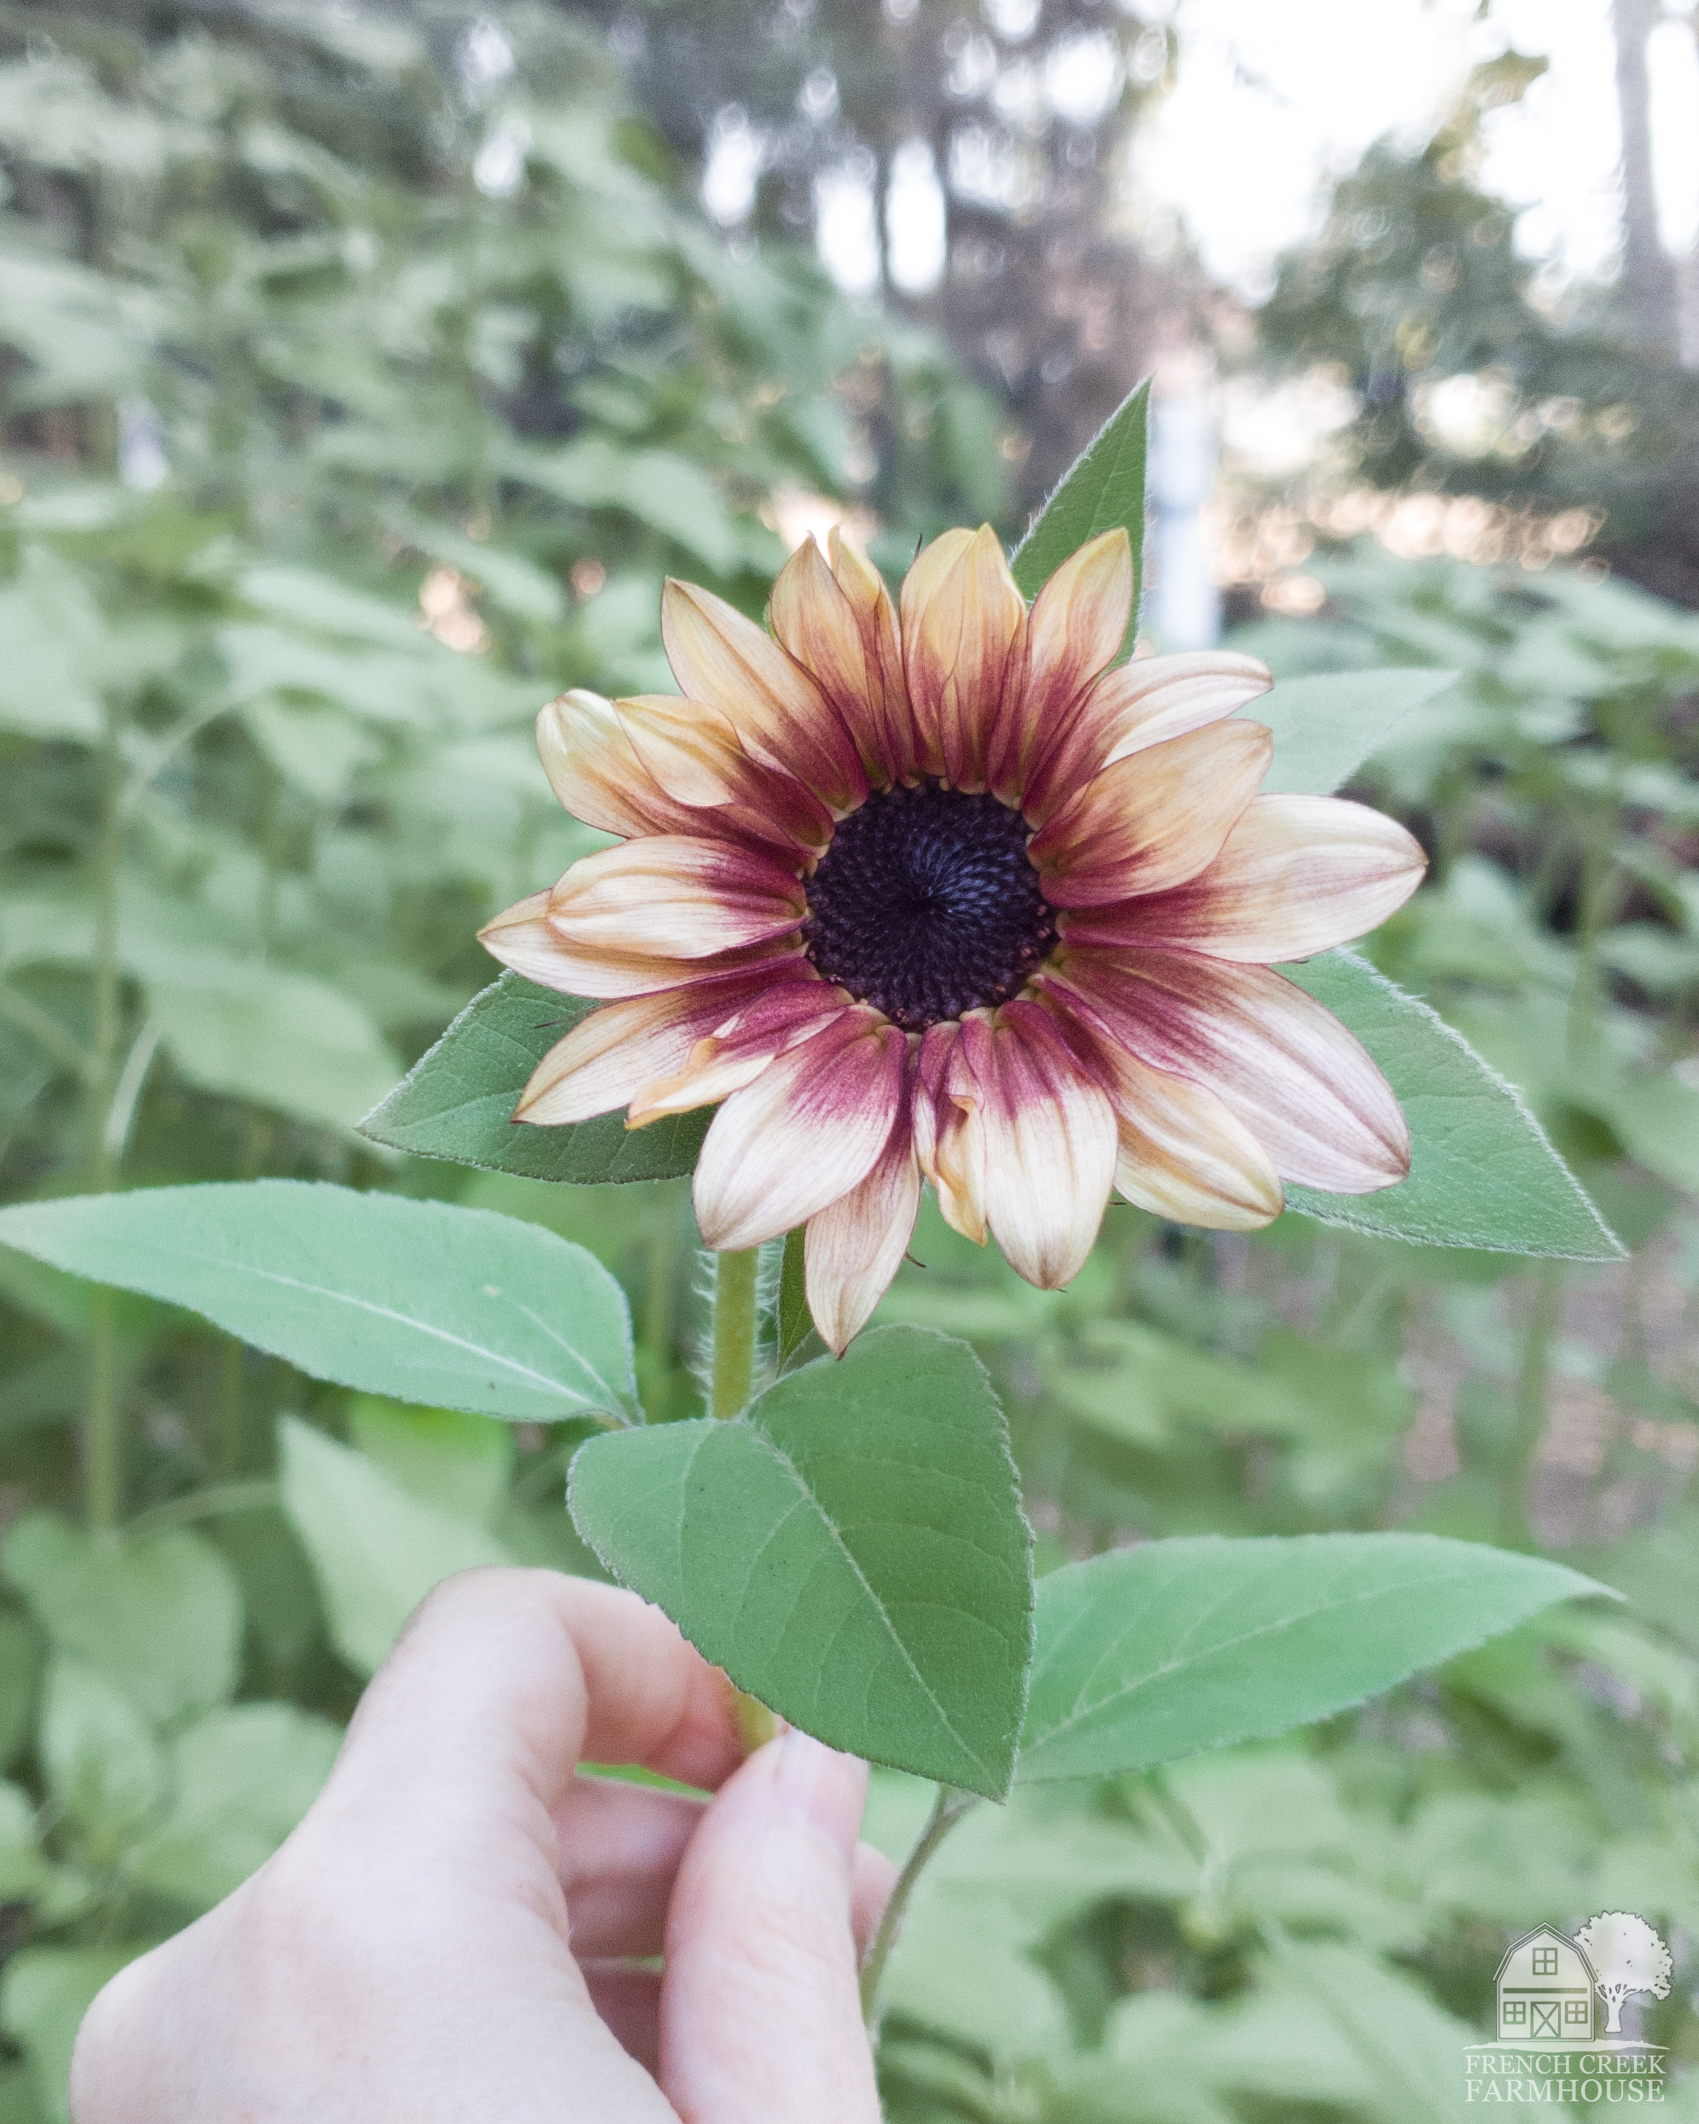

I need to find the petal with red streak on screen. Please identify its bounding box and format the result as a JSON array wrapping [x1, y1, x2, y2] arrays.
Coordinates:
[[535, 690, 690, 839], [626, 979, 853, 1121], [1040, 983, 1283, 1229], [1032, 721, 1273, 905], [900, 525, 1025, 789], [912, 1020, 988, 1245], [974, 1000, 1118, 1288], [1065, 794, 1427, 963], [1021, 650, 1272, 826], [991, 530, 1131, 802], [768, 537, 912, 787], [615, 694, 832, 855], [1055, 948, 1408, 1194], [804, 1113, 922, 1355], [661, 578, 865, 810], [546, 837, 806, 960], [694, 1013, 909, 1250], [514, 968, 811, 1125]]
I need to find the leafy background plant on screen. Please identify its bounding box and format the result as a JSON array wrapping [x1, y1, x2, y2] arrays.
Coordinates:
[[1, 4, 1698, 2122]]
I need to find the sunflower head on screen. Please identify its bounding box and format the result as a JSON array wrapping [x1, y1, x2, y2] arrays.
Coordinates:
[[480, 525, 1426, 1354]]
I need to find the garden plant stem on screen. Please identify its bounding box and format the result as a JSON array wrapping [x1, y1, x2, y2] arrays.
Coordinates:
[[85, 698, 125, 1534], [707, 1246, 778, 1750], [860, 1784, 979, 2027]]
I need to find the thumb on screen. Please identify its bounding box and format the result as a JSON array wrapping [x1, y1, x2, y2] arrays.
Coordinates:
[[659, 1730, 882, 2124]]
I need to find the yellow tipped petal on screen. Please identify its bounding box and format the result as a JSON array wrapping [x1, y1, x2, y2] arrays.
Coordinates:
[[535, 690, 682, 838], [993, 529, 1132, 802], [769, 536, 913, 786], [804, 1119, 922, 1354], [661, 578, 866, 810], [900, 524, 1025, 789], [1032, 720, 1273, 905], [974, 1002, 1118, 1288], [545, 836, 806, 960], [1066, 794, 1428, 963]]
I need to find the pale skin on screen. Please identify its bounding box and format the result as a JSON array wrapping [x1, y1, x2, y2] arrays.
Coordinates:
[[70, 1569, 895, 2123]]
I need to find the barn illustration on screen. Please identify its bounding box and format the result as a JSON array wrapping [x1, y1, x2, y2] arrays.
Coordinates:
[[1495, 1927, 1598, 2043]]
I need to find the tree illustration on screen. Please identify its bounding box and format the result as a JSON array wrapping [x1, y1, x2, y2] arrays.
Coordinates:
[[1574, 1913, 1673, 2035]]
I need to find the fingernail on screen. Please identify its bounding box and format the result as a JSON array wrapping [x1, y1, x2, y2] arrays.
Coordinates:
[[771, 1728, 863, 1860]]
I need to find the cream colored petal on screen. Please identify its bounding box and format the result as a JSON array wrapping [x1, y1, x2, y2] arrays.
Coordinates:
[[1032, 720, 1273, 906], [693, 1013, 908, 1250], [1038, 985, 1283, 1228], [974, 1001, 1118, 1287], [804, 1115, 922, 1355], [830, 527, 916, 783], [535, 690, 687, 838], [900, 524, 1025, 789], [546, 836, 806, 959], [615, 695, 833, 854], [991, 529, 1132, 804], [626, 980, 852, 1121], [1054, 949, 1409, 1193], [514, 972, 793, 1125], [768, 537, 911, 787], [480, 889, 796, 999], [661, 578, 866, 810], [912, 1020, 987, 1244], [1067, 795, 1428, 963], [1021, 650, 1273, 826]]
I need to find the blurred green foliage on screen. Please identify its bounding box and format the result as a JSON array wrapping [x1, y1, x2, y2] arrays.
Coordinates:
[[0, 5, 1697, 2121]]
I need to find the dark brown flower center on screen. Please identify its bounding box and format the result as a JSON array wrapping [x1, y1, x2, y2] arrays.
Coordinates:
[[802, 781, 1058, 1032]]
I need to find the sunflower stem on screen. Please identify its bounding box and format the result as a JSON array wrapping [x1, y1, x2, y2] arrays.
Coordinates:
[[860, 1784, 979, 2029], [85, 696, 125, 1535], [708, 1247, 760, 1419]]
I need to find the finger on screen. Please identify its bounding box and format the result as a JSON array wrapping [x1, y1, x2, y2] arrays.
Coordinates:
[[321, 1570, 746, 1839], [851, 1841, 898, 1963], [559, 1775, 705, 1958], [660, 1731, 882, 2124], [584, 1964, 663, 2077]]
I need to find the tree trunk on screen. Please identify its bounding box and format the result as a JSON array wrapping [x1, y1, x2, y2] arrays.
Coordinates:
[[1611, 0, 1680, 355]]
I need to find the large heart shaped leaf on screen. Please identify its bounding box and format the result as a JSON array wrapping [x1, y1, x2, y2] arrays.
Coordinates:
[[1017, 1533, 1602, 1783], [0, 1183, 635, 1423], [1250, 667, 1458, 795], [1010, 380, 1148, 645], [568, 1326, 1033, 1797], [360, 972, 711, 1184], [1284, 952, 1621, 1259]]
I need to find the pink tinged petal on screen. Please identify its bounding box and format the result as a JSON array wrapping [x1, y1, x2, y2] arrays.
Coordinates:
[[546, 837, 806, 960], [973, 1000, 1118, 1288], [830, 528, 917, 783], [1031, 719, 1274, 906], [1022, 650, 1273, 827], [1065, 795, 1429, 963], [535, 690, 690, 838], [626, 980, 853, 1122], [1038, 984, 1282, 1229], [1055, 949, 1409, 1193], [991, 529, 1132, 803], [514, 970, 800, 1125], [804, 1113, 922, 1355], [480, 889, 801, 1000], [693, 1013, 908, 1251], [900, 525, 1026, 789], [912, 1019, 988, 1244], [768, 537, 913, 788], [661, 578, 867, 811], [615, 695, 833, 855]]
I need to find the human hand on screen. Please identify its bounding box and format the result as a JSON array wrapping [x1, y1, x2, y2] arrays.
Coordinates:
[[70, 1568, 895, 2122]]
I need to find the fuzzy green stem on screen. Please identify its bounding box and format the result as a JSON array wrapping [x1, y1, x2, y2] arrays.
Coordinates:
[[709, 1247, 760, 1419], [860, 1785, 978, 2027]]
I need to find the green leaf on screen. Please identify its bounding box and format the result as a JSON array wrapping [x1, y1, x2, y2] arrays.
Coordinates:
[[360, 973, 712, 1185], [0, 1183, 637, 1423], [568, 1326, 1032, 1797], [1282, 953, 1623, 1259], [3, 1514, 240, 1725], [776, 1225, 815, 1367], [1010, 380, 1148, 645], [347, 1398, 514, 1527], [279, 1418, 511, 1676], [1015, 1532, 1604, 1783], [1248, 668, 1458, 795], [38, 1661, 164, 1841], [1, 1946, 143, 2124], [127, 1702, 343, 1909]]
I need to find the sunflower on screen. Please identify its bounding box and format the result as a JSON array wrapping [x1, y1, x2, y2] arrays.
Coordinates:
[[480, 526, 1425, 1354]]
